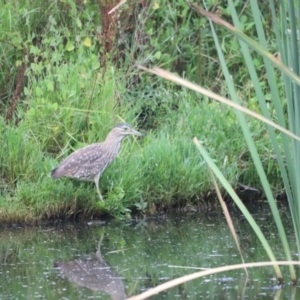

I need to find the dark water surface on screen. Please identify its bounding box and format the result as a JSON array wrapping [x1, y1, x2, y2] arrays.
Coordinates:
[[0, 207, 299, 299]]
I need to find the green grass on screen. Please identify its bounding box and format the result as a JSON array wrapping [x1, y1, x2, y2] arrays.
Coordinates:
[[0, 85, 281, 222], [0, 0, 287, 222]]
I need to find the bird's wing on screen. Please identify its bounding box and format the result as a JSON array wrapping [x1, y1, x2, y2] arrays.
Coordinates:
[[52, 143, 109, 179]]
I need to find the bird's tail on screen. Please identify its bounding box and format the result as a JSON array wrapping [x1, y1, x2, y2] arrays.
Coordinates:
[[51, 167, 59, 178]]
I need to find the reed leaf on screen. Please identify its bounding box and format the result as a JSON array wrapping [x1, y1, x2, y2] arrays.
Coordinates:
[[270, 0, 300, 254], [193, 138, 282, 278], [127, 261, 300, 300], [138, 66, 300, 142], [229, 0, 296, 280], [141, 0, 300, 283], [187, 1, 300, 85], [208, 168, 248, 277]]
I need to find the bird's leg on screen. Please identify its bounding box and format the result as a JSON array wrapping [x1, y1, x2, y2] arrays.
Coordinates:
[[96, 234, 104, 259], [94, 173, 104, 201], [96, 188, 103, 202]]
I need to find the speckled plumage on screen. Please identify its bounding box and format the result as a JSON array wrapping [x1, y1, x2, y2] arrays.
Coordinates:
[[51, 123, 143, 201]]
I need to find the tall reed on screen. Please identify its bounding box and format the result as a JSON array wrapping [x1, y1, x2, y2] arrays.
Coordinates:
[[142, 0, 300, 282]]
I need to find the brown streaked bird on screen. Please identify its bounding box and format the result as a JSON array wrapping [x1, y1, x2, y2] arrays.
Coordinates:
[[54, 235, 127, 299], [51, 123, 143, 201]]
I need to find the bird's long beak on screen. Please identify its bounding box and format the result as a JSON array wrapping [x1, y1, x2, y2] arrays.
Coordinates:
[[130, 128, 144, 136]]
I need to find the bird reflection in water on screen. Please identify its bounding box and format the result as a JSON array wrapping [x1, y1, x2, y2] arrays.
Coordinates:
[[54, 235, 126, 300]]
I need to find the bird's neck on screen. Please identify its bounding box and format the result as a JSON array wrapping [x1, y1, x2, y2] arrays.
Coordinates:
[[104, 134, 125, 154]]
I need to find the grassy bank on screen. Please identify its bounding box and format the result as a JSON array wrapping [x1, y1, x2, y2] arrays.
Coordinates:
[[0, 85, 282, 221], [0, 0, 283, 222]]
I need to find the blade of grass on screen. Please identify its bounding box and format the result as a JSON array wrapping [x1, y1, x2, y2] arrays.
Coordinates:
[[127, 261, 300, 300], [271, 0, 300, 252], [141, 2, 299, 279], [203, 3, 295, 280], [234, 0, 296, 209], [222, 0, 297, 254], [193, 137, 282, 278], [138, 66, 300, 143], [228, 0, 296, 280], [140, 66, 299, 278], [187, 1, 300, 86], [209, 168, 248, 277]]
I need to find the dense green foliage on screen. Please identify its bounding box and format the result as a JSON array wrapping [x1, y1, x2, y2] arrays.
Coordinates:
[[0, 0, 282, 221]]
